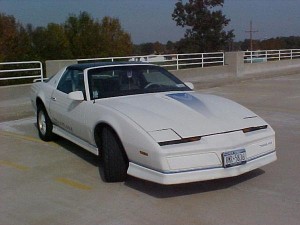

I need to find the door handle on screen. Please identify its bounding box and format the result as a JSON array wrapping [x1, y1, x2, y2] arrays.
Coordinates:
[[51, 97, 56, 101]]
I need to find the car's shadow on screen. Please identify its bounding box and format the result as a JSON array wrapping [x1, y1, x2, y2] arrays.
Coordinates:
[[52, 136, 99, 167], [48, 134, 108, 180], [44, 127, 265, 198], [124, 169, 265, 198], [32, 123, 96, 166]]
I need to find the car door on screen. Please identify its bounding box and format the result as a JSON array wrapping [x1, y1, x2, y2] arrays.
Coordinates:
[[49, 69, 90, 142]]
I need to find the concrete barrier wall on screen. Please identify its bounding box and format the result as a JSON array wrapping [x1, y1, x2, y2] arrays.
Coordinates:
[[171, 65, 232, 81], [172, 52, 300, 87], [243, 58, 300, 77], [46, 60, 77, 77]]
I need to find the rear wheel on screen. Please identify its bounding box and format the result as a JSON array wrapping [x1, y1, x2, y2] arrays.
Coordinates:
[[101, 127, 128, 182], [37, 105, 53, 141]]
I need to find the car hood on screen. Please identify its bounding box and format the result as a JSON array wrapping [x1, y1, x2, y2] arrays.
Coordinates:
[[99, 92, 267, 138]]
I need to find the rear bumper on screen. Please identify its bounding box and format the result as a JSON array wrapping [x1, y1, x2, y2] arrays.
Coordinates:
[[127, 151, 277, 185]]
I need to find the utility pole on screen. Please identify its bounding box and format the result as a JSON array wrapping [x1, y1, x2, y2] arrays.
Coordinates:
[[245, 20, 258, 51]]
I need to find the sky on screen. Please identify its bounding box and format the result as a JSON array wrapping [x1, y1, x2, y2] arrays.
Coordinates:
[[0, 0, 300, 44]]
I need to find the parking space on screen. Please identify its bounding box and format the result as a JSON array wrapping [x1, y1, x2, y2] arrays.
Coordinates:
[[1, 74, 300, 225]]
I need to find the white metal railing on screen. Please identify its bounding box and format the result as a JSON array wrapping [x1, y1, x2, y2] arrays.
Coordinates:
[[0, 61, 43, 82], [77, 52, 225, 70], [244, 49, 300, 63]]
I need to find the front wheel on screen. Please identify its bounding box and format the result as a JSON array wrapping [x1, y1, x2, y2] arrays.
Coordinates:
[[101, 127, 128, 182], [37, 105, 53, 141]]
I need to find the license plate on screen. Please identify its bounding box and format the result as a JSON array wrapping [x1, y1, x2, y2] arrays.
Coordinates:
[[222, 149, 247, 168]]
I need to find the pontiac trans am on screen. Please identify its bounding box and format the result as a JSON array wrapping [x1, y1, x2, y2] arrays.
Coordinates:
[[31, 62, 276, 184]]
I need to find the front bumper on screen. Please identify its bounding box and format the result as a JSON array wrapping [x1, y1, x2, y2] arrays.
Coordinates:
[[127, 151, 277, 185]]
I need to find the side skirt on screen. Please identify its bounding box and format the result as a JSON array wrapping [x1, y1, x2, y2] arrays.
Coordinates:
[[53, 125, 99, 155]]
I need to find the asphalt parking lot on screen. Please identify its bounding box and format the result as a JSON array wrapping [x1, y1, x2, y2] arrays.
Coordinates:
[[1, 73, 300, 225]]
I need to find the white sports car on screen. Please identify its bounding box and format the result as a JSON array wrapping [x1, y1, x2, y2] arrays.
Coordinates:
[[31, 62, 276, 184]]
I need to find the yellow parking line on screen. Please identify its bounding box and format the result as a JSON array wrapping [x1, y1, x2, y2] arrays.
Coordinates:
[[55, 177, 93, 191], [0, 160, 30, 171], [0, 130, 57, 147]]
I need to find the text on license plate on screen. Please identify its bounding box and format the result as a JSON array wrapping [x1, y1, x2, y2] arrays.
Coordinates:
[[222, 149, 247, 168]]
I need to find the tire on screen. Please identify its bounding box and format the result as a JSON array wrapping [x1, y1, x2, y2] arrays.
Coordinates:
[[37, 105, 54, 141], [101, 127, 128, 182]]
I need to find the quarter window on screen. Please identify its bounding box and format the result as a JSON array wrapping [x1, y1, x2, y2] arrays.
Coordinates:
[[57, 69, 85, 95]]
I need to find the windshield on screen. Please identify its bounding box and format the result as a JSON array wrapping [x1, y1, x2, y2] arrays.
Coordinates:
[[88, 65, 190, 100]]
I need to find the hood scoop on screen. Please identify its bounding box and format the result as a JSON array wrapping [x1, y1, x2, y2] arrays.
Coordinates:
[[166, 93, 212, 117]]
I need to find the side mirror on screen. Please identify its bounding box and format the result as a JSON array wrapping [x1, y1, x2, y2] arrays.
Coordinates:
[[68, 91, 84, 101], [184, 82, 194, 90]]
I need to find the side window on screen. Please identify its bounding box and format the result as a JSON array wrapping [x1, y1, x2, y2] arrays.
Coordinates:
[[57, 70, 72, 94], [57, 69, 85, 95]]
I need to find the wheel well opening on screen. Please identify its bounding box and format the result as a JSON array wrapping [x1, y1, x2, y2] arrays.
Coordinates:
[[94, 123, 129, 163], [36, 98, 44, 109]]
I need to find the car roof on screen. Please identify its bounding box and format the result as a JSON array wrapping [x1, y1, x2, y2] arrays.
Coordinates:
[[67, 61, 150, 71]]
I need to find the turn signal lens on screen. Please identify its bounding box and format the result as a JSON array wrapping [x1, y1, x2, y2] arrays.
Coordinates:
[[242, 125, 268, 133], [158, 136, 201, 146]]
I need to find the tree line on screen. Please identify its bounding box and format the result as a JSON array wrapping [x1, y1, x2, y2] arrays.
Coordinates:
[[0, 12, 133, 62], [1, 0, 300, 63], [133, 36, 300, 56], [235, 37, 300, 51]]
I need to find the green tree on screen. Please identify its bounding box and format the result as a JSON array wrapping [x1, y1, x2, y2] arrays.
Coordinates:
[[7, 25, 33, 61], [0, 12, 133, 62], [172, 0, 234, 52], [0, 13, 18, 61], [0, 13, 32, 61], [64, 12, 133, 58], [100, 16, 133, 57], [241, 39, 260, 51], [166, 41, 177, 54], [31, 23, 72, 60], [260, 38, 285, 50], [64, 12, 102, 58], [284, 36, 300, 49], [139, 43, 155, 55]]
